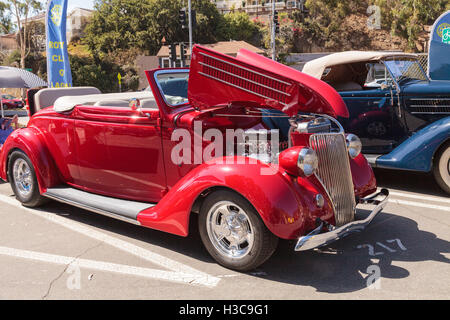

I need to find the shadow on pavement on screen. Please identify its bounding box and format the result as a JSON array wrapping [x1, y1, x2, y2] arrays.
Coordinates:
[[9, 190, 449, 294], [255, 210, 449, 293], [374, 168, 448, 197]]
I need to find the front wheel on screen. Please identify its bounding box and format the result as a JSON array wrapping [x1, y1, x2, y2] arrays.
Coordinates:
[[433, 142, 450, 195], [198, 190, 278, 272], [8, 151, 48, 207]]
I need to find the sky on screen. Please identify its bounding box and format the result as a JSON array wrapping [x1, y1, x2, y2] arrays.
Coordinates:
[[38, 0, 95, 11], [66, 0, 95, 11]]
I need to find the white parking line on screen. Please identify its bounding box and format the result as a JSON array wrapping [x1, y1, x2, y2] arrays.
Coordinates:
[[0, 246, 219, 287], [0, 194, 220, 288], [389, 191, 450, 204], [389, 198, 450, 212]]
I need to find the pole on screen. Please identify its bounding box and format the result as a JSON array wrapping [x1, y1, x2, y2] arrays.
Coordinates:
[[1, 88, 4, 118], [271, 1, 276, 60], [188, 0, 193, 54]]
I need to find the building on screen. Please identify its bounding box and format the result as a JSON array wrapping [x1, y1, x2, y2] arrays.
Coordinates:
[[0, 34, 19, 52], [21, 7, 94, 43], [136, 55, 160, 89], [213, 0, 242, 11], [213, 0, 304, 15], [66, 8, 94, 42], [156, 40, 265, 68]]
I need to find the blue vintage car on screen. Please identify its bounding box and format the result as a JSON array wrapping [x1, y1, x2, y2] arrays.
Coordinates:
[[303, 52, 450, 194]]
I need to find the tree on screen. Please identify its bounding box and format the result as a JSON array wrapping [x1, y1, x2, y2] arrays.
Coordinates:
[[290, 0, 450, 52], [2, 0, 42, 68], [16, 20, 45, 53], [372, 0, 450, 49], [0, 1, 13, 34], [217, 11, 262, 45], [85, 0, 223, 58]]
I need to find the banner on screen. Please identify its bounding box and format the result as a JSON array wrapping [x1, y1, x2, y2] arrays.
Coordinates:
[[428, 10, 450, 80], [46, 0, 72, 88]]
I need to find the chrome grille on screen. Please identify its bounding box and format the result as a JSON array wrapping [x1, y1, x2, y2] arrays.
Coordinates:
[[310, 133, 356, 227], [406, 98, 450, 115]]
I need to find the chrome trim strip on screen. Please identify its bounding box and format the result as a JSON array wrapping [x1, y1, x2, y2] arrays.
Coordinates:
[[409, 105, 450, 108], [411, 112, 450, 115], [295, 189, 389, 251], [199, 72, 288, 106], [408, 98, 450, 101], [199, 62, 291, 97], [43, 193, 150, 226], [199, 52, 292, 86]]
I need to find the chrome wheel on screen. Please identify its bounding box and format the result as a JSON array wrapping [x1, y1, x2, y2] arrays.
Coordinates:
[[13, 158, 33, 198], [206, 201, 255, 259]]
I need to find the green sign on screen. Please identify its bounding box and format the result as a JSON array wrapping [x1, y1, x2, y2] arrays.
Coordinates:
[[443, 28, 450, 44]]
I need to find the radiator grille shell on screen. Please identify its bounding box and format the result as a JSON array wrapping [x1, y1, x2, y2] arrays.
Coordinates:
[[310, 133, 356, 227]]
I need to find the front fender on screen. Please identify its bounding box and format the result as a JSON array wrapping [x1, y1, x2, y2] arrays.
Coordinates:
[[0, 127, 60, 193], [137, 157, 334, 239], [376, 116, 450, 172]]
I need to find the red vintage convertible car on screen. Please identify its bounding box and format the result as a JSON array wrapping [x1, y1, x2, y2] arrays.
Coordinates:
[[0, 45, 389, 271]]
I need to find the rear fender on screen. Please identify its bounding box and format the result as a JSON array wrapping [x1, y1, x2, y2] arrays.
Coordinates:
[[137, 157, 332, 239], [0, 127, 60, 193], [376, 116, 450, 172]]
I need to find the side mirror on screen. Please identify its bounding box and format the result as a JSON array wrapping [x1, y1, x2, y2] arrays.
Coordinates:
[[129, 98, 141, 112]]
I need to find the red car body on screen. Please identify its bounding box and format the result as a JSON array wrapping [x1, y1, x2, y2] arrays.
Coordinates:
[[0, 45, 388, 270]]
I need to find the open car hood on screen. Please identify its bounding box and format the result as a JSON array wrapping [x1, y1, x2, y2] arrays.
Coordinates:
[[188, 45, 348, 118]]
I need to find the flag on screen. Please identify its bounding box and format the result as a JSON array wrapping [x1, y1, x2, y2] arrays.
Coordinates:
[[46, 0, 72, 88], [428, 10, 450, 80]]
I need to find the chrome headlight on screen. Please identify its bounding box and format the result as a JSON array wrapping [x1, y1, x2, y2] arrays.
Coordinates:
[[346, 134, 362, 159], [298, 148, 318, 177]]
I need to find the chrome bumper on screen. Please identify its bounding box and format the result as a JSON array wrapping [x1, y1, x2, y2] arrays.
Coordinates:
[[295, 189, 390, 252]]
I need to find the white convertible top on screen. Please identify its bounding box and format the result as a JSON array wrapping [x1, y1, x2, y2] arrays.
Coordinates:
[[302, 51, 418, 79], [54, 91, 156, 112]]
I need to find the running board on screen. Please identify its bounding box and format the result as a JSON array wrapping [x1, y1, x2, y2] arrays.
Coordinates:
[[44, 186, 156, 225]]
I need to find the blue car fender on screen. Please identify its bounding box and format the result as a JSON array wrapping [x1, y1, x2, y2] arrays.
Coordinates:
[[376, 116, 450, 172]]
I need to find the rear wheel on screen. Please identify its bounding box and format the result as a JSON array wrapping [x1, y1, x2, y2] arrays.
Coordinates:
[[8, 151, 47, 207], [433, 142, 450, 195], [198, 190, 278, 272]]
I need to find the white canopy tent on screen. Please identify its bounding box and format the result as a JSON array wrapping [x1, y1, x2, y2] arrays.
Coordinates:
[[0, 66, 47, 117]]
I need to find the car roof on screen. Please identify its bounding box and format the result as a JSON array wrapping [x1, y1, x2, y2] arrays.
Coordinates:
[[302, 51, 418, 79]]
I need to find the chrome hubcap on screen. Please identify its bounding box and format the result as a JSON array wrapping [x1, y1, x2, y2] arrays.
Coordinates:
[[13, 159, 33, 198], [206, 201, 254, 259]]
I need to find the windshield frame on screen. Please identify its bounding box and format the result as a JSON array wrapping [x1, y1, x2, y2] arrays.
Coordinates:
[[382, 56, 429, 89], [153, 69, 190, 108]]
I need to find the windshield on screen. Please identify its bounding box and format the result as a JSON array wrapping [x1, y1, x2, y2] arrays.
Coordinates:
[[155, 71, 189, 107], [2, 95, 16, 100], [365, 62, 394, 88], [384, 58, 428, 84]]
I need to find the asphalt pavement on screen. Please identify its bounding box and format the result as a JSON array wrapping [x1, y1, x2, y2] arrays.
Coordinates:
[[0, 167, 448, 300]]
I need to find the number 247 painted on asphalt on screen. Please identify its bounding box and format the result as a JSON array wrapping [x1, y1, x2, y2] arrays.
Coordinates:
[[357, 239, 407, 256]]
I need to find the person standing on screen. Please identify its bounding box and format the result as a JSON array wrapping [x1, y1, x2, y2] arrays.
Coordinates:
[[0, 114, 19, 147]]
